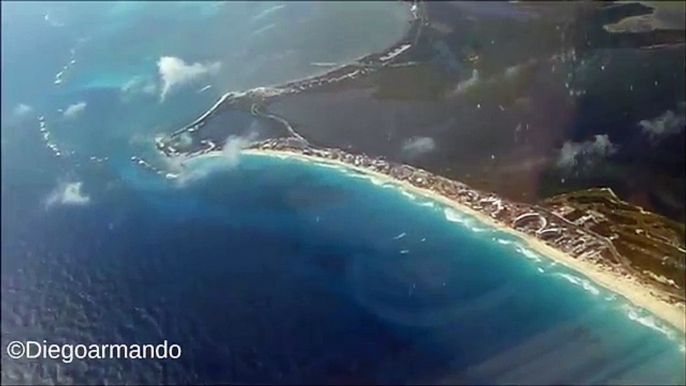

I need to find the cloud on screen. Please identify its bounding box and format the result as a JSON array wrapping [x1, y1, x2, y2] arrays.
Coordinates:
[[556, 134, 617, 170], [13, 103, 32, 117], [175, 133, 256, 186], [142, 83, 157, 95], [45, 181, 90, 208], [557, 142, 580, 170], [453, 69, 480, 95], [402, 136, 436, 158], [638, 106, 685, 144], [221, 134, 256, 164], [121, 76, 157, 100], [176, 132, 193, 149], [157, 56, 221, 101], [504, 64, 524, 78], [63, 102, 87, 120]]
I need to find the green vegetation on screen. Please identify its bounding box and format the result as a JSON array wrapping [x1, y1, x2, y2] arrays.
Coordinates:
[[544, 187, 686, 293]]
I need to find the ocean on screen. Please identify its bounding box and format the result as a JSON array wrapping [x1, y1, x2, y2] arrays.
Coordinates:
[[1, 2, 685, 385]]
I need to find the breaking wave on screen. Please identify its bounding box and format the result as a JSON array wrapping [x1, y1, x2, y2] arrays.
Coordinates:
[[443, 208, 490, 233], [554, 272, 601, 296], [621, 304, 682, 344]]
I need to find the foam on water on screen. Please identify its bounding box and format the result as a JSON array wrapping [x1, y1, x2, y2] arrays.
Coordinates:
[[443, 207, 490, 233], [513, 245, 544, 263], [622, 304, 681, 342], [495, 237, 516, 246], [400, 190, 417, 201], [417, 200, 436, 208], [554, 272, 601, 296]]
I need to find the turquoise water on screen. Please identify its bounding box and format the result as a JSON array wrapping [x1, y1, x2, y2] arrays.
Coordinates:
[[233, 154, 686, 381], [125, 151, 686, 383]]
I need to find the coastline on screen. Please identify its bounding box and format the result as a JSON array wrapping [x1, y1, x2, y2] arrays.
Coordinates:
[[236, 148, 686, 336]]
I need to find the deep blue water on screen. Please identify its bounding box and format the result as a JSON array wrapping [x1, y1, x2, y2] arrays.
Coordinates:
[[2, 150, 685, 384], [1, 2, 685, 385]]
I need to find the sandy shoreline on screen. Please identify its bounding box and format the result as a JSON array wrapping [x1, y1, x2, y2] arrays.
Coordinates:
[[237, 149, 686, 336]]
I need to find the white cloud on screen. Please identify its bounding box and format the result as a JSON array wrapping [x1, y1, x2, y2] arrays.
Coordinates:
[[45, 181, 90, 208], [402, 136, 436, 158], [638, 106, 685, 144], [504, 64, 524, 78], [453, 69, 480, 95], [220, 134, 254, 164], [157, 56, 221, 101], [557, 142, 580, 170], [142, 83, 157, 95], [13, 103, 32, 117], [175, 133, 256, 186], [589, 134, 615, 155], [176, 132, 193, 149], [63, 102, 87, 120], [121, 76, 157, 100], [556, 134, 617, 170]]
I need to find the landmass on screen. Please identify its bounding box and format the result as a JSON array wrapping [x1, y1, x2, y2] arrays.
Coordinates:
[[140, 1, 685, 332]]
